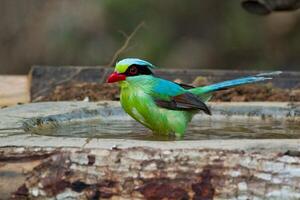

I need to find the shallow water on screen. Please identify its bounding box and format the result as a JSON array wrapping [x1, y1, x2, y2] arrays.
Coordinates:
[[28, 119, 300, 141]]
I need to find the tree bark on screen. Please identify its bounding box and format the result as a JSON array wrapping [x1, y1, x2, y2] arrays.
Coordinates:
[[1, 145, 300, 200]]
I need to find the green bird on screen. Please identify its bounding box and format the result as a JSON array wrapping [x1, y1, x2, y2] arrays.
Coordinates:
[[107, 58, 281, 137]]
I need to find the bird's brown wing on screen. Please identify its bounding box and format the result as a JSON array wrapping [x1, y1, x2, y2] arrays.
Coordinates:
[[176, 82, 195, 89], [155, 92, 211, 115]]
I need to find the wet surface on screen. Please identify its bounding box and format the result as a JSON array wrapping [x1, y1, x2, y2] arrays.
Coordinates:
[[27, 119, 300, 141], [1, 101, 299, 141]]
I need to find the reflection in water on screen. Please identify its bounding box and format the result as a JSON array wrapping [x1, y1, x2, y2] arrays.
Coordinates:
[[28, 119, 300, 141]]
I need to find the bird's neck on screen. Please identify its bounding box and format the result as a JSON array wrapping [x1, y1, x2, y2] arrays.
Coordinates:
[[119, 75, 154, 90]]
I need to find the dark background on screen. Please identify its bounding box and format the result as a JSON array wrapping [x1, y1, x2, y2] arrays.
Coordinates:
[[0, 0, 300, 74]]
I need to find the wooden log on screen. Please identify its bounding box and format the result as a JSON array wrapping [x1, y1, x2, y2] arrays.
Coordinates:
[[29, 66, 300, 102], [0, 75, 29, 106], [0, 101, 300, 199], [2, 143, 300, 200]]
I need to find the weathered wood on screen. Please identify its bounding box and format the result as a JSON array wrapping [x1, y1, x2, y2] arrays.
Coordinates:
[[0, 75, 29, 106], [29, 66, 300, 101], [2, 144, 300, 199], [0, 102, 299, 199]]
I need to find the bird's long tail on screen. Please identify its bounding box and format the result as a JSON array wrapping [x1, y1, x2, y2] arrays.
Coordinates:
[[189, 71, 282, 101]]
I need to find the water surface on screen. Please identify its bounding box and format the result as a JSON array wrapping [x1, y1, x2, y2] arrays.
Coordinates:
[[28, 119, 300, 141]]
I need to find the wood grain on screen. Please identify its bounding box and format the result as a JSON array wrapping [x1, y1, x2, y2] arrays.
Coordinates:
[[2, 146, 300, 199], [0, 75, 29, 106], [0, 101, 299, 199]]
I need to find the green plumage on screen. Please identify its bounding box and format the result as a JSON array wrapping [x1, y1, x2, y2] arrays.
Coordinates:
[[119, 76, 194, 137], [107, 58, 281, 137]]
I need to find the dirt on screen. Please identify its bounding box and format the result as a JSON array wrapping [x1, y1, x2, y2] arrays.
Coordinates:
[[44, 80, 300, 102], [42, 82, 120, 102], [211, 84, 300, 102]]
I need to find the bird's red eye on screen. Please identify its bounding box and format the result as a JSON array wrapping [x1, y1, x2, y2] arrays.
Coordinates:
[[129, 66, 138, 75]]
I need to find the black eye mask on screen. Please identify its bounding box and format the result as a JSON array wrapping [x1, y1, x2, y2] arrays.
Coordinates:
[[124, 65, 153, 76]]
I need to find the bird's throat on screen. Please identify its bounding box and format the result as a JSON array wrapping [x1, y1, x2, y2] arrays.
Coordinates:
[[119, 81, 129, 89]]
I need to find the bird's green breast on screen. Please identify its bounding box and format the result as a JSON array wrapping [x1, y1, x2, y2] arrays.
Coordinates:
[[119, 76, 193, 136]]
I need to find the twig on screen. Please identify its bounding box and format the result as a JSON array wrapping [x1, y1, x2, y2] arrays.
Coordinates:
[[107, 21, 145, 67], [32, 22, 145, 101], [118, 30, 128, 38]]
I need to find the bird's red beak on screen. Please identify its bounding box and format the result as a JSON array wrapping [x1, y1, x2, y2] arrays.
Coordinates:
[[107, 72, 126, 83]]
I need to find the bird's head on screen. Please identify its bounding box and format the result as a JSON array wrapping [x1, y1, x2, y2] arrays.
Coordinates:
[[107, 58, 155, 83]]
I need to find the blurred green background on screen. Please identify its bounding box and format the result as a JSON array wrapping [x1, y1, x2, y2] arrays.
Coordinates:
[[0, 0, 299, 74]]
